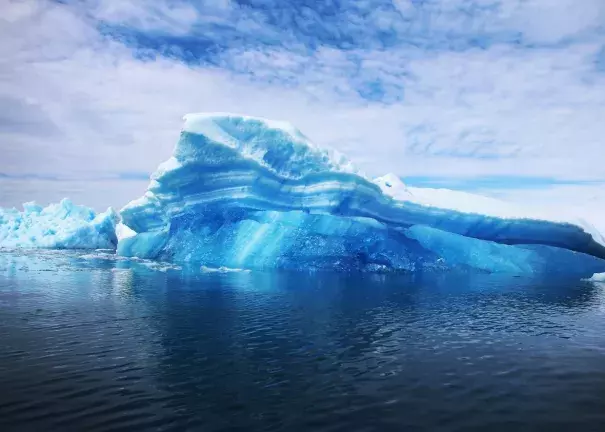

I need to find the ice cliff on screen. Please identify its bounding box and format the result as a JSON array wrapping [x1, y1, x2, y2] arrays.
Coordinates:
[[0, 199, 118, 249], [115, 113, 605, 276]]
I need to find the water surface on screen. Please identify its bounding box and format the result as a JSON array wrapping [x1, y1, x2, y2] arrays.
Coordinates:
[[1, 250, 605, 431]]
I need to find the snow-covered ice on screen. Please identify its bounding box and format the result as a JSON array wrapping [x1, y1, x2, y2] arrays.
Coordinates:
[[0, 199, 118, 250], [589, 272, 605, 282]]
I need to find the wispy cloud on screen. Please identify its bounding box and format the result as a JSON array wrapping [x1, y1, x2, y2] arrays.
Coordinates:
[[1, 0, 604, 213]]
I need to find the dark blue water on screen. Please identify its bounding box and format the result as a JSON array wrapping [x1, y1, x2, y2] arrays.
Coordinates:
[[1, 250, 605, 431]]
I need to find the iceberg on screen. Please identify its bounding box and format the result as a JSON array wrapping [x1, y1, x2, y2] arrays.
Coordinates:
[[0, 199, 118, 250], [117, 113, 605, 276], [1, 113, 602, 276]]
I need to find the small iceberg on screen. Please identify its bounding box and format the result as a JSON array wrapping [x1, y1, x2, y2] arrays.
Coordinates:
[[0, 199, 118, 250], [588, 273, 605, 282]]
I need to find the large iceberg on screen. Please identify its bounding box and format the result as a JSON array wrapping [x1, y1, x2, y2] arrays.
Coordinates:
[[0, 199, 118, 249], [117, 113, 605, 276]]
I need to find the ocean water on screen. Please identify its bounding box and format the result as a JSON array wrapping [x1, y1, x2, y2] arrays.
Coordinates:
[[1, 250, 605, 432]]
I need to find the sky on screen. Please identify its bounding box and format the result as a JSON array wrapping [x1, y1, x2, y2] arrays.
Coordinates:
[[1, 0, 605, 222]]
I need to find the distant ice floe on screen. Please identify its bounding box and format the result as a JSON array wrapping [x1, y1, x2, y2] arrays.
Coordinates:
[[200, 266, 251, 273]]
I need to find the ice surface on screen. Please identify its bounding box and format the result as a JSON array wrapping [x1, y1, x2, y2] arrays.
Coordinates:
[[182, 113, 359, 178], [375, 173, 535, 220], [374, 175, 605, 247], [0, 199, 118, 249], [200, 266, 251, 273], [115, 222, 136, 241], [589, 272, 605, 282], [405, 225, 605, 277], [117, 113, 605, 275]]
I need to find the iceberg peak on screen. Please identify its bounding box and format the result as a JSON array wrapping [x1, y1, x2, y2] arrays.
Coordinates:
[[180, 112, 359, 179]]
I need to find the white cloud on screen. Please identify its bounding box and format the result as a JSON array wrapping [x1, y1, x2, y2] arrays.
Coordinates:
[[0, 0, 604, 222], [391, 0, 605, 44], [500, 0, 605, 43], [90, 0, 224, 34], [0, 177, 150, 211]]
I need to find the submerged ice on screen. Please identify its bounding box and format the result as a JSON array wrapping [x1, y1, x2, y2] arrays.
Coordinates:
[[116, 113, 605, 276]]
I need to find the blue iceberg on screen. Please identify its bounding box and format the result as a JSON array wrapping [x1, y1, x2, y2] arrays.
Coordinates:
[[117, 113, 605, 276], [0, 199, 118, 249]]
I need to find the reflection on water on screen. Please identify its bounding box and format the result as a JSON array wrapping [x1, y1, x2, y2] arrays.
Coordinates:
[[1, 250, 605, 431]]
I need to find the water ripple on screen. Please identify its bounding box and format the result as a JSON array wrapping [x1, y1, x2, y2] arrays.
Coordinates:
[[1, 250, 605, 431]]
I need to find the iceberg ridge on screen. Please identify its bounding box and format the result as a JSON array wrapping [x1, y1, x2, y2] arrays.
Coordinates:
[[116, 113, 605, 276]]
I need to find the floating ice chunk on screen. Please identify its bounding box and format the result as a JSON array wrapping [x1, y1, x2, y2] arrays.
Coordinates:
[[0, 199, 118, 249], [589, 272, 605, 282], [200, 266, 251, 273]]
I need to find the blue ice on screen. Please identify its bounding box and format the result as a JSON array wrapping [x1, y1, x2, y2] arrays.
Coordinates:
[[0, 199, 118, 249], [115, 113, 605, 276]]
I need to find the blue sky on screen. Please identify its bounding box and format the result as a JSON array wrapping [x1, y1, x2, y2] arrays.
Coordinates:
[[1, 0, 605, 217]]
